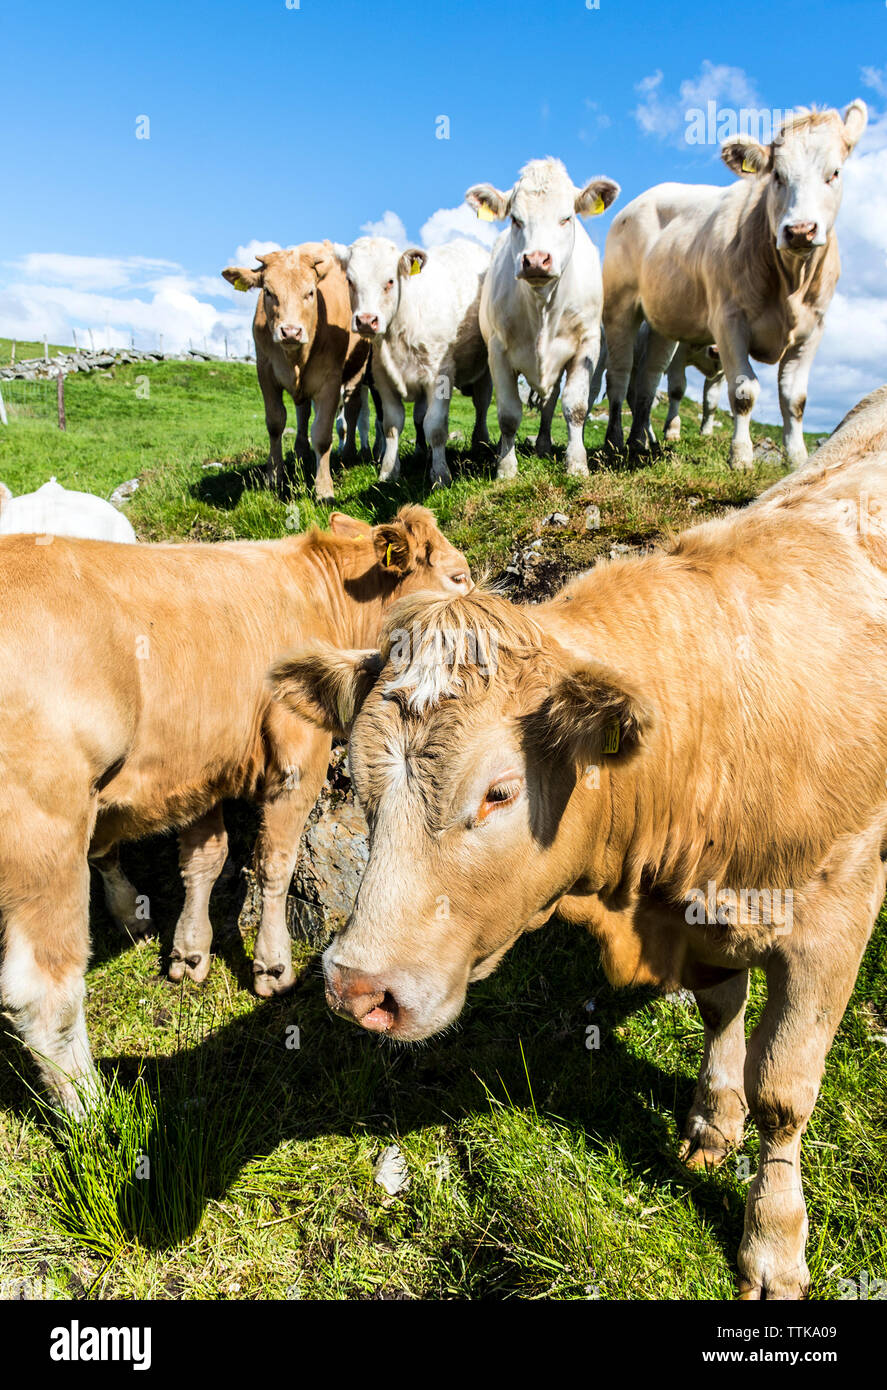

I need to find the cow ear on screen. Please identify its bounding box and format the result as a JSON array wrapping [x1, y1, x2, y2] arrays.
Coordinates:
[[222, 265, 263, 291], [465, 183, 510, 221], [373, 516, 414, 573], [530, 659, 654, 764], [842, 99, 867, 152], [0, 480, 11, 512], [269, 644, 383, 735], [329, 511, 373, 538], [575, 177, 620, 217], [309, 239, 337, 281], [721, 138, 769, 177], [398, 247, 427, 279]]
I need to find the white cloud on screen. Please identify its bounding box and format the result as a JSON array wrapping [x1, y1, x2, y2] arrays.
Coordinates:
[[634, 60, 760, 145], [359, 211, 408, 246], [862, 66, 887, 101], [420, 203, 499, 249]]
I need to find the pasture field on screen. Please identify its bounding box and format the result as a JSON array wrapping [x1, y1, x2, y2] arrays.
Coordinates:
[[0, 354, 885, 1301]]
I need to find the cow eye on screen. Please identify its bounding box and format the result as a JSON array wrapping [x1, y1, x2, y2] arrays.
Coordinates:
[[511, 216, 523, 230], [449, 570, 469, 587], [384, 279, 394, 291], [477, 777, 523, 821], [827, 168, 840, 184], [559, 215, 571, 226], [305, 288, 314, 299], [773, 170, 784, 187]]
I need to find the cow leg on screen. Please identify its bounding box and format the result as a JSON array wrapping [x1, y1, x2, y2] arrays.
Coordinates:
[[413, 393, 428, 458], [258, 361, 287, 492], [587, 326, 607, 415], [295, 400, 312, 464], [470, 368, 493, 454], [252, 725, 332, 998], [310, 385, 338, 504], [489, 339, 522, 480], [778, 328, 822, 469], [628, 328, 676, 455], [370, 386, 385, 463], [738, 848, 883, 1299], [700, 369, 723, 436], [562, 350, 593, 476], [603, 300, 643, 452], [169, 805, 228, 984], [713, 317, 759, 469], [340, 385, 362, 465], [664, 346, 688, 442], [535, 383, 559, 459], [376, 379, 405, 484], [422, 379, 454, 489], [88, 842, 153, 939], [680, 970, 749, 1167], [0, 791, 100, 1118], [357, 385, 372, 454]]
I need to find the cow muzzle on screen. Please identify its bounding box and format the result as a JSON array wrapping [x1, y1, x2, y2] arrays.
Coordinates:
[[781, 221, 820, 253], [518, 250, 556, 284], [353, 312, 380, 337], [325, 962, 401, 1034], [277, 323, 306, 343]]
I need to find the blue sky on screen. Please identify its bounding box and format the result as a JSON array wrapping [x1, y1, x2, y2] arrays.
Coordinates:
[[2, 0, 886, 426]]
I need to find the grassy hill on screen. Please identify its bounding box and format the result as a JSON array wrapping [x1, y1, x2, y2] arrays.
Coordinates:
[[0, 354, 883, 1302]]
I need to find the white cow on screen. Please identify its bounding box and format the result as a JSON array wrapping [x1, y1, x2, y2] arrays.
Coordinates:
[[465, 158, 619, 478], [603, 102, 867, 468], [335, 237, 492, 488], [0, 477, 137, 542]]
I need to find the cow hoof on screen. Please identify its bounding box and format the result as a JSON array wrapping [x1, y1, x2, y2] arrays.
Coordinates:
[[430, 468, 452, 490], [565, 458, 589, 479], [729, 452, 754, 471], [496, 460, 519, 481], [378, 465, 401, 485], [664, 424, 681, 443], [737, 1274, 809, 1301], [253, 961, 296, 998], [118, 914, 154, 941], [169, 950, 212, 984], [534, 437, 554, 459], [678, 1135, 731, 1170], [316, 493, 335, 507]]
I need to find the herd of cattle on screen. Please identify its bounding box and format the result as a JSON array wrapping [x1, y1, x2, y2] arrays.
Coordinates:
[[1, 96, 885, 1302], [223, 98, 867, 499]]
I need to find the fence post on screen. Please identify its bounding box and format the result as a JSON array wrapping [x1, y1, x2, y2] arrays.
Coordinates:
[[43, 336, 49, 362], [0, 384, 7, 426], [10, 339, 15, 365], [57, 369, 66, 431]]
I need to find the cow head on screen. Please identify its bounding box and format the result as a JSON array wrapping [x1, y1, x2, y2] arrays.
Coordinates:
[[365, 505, 473, 598], [334, 237, 426, 340], [465, 158, 619, 288], [721, 101, 867, 255], [269, 589, 653, 1040], [222, 241, 338, 348]]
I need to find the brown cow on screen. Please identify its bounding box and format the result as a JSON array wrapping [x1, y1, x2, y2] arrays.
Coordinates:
[[272, 389, 887, 1298], [223, 241, 370, 500], [0, 506, 471, 1117]]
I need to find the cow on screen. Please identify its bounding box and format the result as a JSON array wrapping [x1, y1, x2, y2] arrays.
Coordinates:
[[626, 324, 724, 445], [602, 102, 867, 468], [334, 236, 492, 489], [222, 241, 370, 501], [0, 477, 137, 543], [270, 391, 887, 1298], [465, 158, 619, 479], [0, 506, 472, 1117]]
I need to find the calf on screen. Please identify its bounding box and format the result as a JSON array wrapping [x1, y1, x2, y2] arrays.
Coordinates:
[[223, 242, 370, 501], [603, 102, 867, 467], [465, 158, 619, 478], [0, 506, 471, 1116], [0, 477, 136, 543], [272, 397, 887, 1297], [335, 236, 492, 489]]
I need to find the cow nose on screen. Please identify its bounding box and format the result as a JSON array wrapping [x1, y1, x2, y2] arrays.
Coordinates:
[[522, 250, 552, 276], [355, 312, 379, 334], [325, 963, 400, 1033], [784, 221, 817, 248], [279, 323, 304, 341]]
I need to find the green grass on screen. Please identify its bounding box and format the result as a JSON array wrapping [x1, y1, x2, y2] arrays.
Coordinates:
[[0, 358, 882, 1302]]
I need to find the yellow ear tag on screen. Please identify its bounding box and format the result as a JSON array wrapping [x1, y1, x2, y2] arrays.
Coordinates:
[[410, 257, 422, 276], [590, 196, 606, 215], [477, 205, 495, 221], [741, 158, 757, 175], [602, 720, 620, 755], [233, 277, 251, 292], [385, 542, 394, 568]]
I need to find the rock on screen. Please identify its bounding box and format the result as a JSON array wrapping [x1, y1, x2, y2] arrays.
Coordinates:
[[373, 1145, 410, 1196], [609, 543, 634, 558], [542, 511, 569, 528], [752, 437, 783, 461]]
